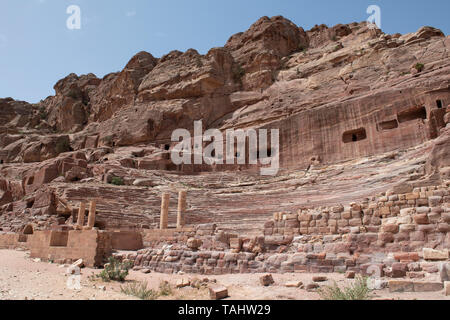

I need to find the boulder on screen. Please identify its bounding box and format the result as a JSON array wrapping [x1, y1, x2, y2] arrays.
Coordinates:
[[209, 285, 228, 300], [260, 274, 275, 286]]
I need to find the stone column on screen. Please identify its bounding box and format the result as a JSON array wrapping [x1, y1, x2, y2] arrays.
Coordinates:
[[77, 202, 86, 227], [177, 190, 187, 229], [160, 193, 170, 230], [87, 200, 96, 229]]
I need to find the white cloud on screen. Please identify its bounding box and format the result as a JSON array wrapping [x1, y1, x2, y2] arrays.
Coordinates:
[[126, 10, 136, 17]]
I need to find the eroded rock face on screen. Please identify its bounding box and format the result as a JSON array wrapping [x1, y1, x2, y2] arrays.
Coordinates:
[[89, 51, 158, 122], [0, 98, 34, 130], [0, 16, 449, 235], [42, 73, 101, 133], [225, 16, 307, 90], [138, 48, 236, 101]]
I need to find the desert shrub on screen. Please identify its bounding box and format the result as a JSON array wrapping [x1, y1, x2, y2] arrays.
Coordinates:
[[318, 276, 371, 300], [121, 281, 159, 300], [98, 257, 133, 282], [158, 280, 173, 296], [110, 177, 125, 186], [414, 63, 425, 72]]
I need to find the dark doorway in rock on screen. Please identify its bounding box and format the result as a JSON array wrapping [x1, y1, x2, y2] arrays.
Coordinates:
[[23, 225, 34, 235], [94, 221, 106, 230], [343, 128, 367, 143], [398, 106, 427, 123], [26, 199, 35, 209], [377, 119, 399, 131], [436, 100, 443, 109], [164, 144, 170, 151]]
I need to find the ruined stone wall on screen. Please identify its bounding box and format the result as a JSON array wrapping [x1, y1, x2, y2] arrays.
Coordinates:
[[110, 230, 144, 251], [265, 184, 449, 253], [28, 229, 112, 267], [0, 233, 28, 249], [117, 184, 449, 277]]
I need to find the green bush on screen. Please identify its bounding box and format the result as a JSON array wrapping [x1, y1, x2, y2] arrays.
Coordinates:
[[98, 257, 133, 282], [318, 276, 371, 300], [414, 63, 425, 72], [110, 177, 125, 186], [121, 281, 159, 300]]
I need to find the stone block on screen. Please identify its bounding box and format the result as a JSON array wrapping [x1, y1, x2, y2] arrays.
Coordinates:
[[413, 282, 443, 292], [413, 214, 429, 225], [209, 285, 228, 300], [312, 276, 327, 282], [285, 281, 303, 288], [389, 280, 414, 293], [423, 248, 449, 261], [382, 224, 399, 233]]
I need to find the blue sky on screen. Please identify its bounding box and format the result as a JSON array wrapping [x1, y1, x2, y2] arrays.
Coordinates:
[[0, 0, 449, 103]]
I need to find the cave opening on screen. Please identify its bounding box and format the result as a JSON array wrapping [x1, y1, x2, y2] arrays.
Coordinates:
[[23, 225, 34, 235], [377, 119, 399, 131], [26, 199, 35, 209], [397, 106, 427, 123], [343, 128, 367, 143], [436, 100, 443, 109]]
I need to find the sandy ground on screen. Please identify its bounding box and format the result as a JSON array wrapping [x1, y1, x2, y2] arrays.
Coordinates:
[[0, 249, 448, 301]]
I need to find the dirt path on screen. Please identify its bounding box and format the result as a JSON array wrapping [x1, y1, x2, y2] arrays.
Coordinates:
[[0, 249, 448, 300]]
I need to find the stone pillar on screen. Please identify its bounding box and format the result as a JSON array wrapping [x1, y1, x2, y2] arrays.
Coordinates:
[[87, 200, 96, 229], [177, 190, 187, 229], [160, 193, 170, 230], [77, 202, 86, 227]]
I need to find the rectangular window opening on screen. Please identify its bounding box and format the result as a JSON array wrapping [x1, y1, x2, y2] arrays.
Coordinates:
[[377, 119, 399, 131], [343, 128, 367, 143], [397, 106, 427, 123]]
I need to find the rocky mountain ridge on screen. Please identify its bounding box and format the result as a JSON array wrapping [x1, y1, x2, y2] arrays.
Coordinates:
[[0, 16, 449, 234]]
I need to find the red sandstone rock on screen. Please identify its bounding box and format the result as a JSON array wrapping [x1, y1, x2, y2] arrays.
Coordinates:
[[209, 285, 229, 300], [312, 276, 328, 282], [260, 274, 275, 286]]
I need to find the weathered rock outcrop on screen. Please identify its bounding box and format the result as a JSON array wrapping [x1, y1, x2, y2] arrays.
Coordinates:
[[0, 16, 449, 236], [42, 73, 101, 133]]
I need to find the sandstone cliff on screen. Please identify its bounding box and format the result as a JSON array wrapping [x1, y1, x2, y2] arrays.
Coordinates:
[[0, 16, 449, 234]]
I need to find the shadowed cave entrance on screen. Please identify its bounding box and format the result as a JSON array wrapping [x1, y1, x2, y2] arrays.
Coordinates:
[[397, 106, 427, 123], [343, 128, 367, 143]]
